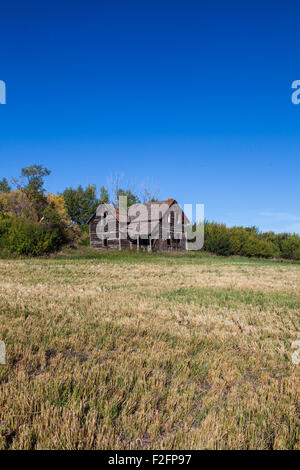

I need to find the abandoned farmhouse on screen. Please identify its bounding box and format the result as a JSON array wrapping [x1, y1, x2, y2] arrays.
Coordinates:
[[88, 198, 189, 252]]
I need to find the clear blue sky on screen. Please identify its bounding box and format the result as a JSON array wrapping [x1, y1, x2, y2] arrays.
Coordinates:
[[1, 1, 300, 233]]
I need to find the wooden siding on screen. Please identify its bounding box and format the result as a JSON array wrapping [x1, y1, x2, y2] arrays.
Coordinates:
[[89, 201, 188, 252]]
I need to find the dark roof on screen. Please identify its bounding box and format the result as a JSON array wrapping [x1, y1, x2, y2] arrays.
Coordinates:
[[88, 199, 176, 224], [87, 212, 96, 225]]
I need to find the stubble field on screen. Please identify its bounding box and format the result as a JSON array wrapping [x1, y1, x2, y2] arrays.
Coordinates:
[[0, 248, 299, 449]]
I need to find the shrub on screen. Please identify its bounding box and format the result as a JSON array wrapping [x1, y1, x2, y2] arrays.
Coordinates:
[[0, 188, 79, 256], [78, 224, 90, 246], [280, 234, 300, 260], [204, 222, 231, 256], [0, 215, 66, 256], [202, 222, 299, 260], [240, 235, 276, 258]]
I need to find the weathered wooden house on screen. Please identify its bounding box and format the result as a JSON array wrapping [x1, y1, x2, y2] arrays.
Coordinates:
[[88, 198, 189, 252]]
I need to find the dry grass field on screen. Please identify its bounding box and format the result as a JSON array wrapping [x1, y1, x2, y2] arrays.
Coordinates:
[[0, 248, 299, 449]]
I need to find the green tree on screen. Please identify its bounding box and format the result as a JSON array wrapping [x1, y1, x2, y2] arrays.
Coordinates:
[[61, 187, 79, 224], [99, 185, 109, 204], [118, 188, 140, 207], [63, 184, 100, 225], [0, 177, 11, 193], [19, 165, 51, 196], [80, 185, 99, 224], [11, 165, 51, 219]]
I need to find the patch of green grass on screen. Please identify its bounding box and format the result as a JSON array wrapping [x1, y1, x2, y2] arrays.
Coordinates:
[[35, 246, 300, 269], [2, 244, 300, 268], [158, 287, 300, 311]]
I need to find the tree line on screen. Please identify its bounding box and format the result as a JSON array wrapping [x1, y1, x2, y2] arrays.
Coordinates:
[[0, 165, 158, 255], [1, 165, 300, 259], [203, 222, 300, 260]]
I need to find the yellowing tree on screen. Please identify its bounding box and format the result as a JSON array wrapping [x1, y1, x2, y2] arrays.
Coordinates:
[[46, 193, 80, 240], [0, 190, 38, 221]]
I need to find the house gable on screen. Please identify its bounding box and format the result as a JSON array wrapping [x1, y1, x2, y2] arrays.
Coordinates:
[[89, 198, 189, 251]]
